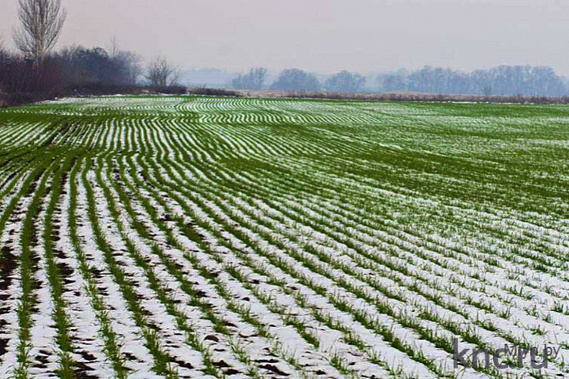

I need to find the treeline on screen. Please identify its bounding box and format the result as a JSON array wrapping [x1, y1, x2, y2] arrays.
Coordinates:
[[0, 43, 185, 106], [378, 66, 568, 96], [0, 0, 186, 107], [0, 45, 141, 96], [232, 68, 366, 93], [231, 65, 569, 97]]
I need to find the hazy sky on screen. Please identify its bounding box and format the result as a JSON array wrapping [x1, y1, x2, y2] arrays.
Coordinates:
[[2, 0, 569, 75]]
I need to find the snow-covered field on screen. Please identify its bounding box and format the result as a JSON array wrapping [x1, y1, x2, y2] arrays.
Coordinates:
[[0, 96, 568, 378]]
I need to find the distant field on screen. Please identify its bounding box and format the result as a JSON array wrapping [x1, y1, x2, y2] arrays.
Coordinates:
[[0, 96, 568, 378]]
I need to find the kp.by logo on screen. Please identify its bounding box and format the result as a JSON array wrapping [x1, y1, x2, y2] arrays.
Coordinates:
[[453, 338, 561, 370]]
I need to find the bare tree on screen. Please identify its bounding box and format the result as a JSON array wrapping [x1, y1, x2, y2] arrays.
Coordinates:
[[232, 67, 268, 90], [13, 0, 66, 62], [0, 36, 7, 67], [146, 57, 180, 87], [108, 36, 120, 59], [106, 37, 142, 85]]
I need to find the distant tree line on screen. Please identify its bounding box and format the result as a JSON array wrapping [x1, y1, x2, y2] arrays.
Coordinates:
[[378, 66, 567, 96], [231, 68, 367, 93], [233, 65, 569, 97], [325, 70, 366, 93]]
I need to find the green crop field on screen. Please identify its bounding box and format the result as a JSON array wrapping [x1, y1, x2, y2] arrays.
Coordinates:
[[0, 96, 568, 378]]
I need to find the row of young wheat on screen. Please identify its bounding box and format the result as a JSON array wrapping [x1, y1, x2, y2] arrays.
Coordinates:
[[0, 96, 568, 378]]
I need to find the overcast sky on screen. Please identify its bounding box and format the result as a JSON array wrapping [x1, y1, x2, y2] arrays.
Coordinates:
[[2, 0, 569, 75]]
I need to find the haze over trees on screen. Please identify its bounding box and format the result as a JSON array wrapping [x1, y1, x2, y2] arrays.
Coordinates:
[[231, 67, 268, 90], [108, 39, 142, 86], [226, 65, 567, 97], [0, 36, 6, 63], [325, 70, 366, 92], [58, 46, 142, 88], [378, 66, 567, 96], [270, 69, 321, 91]]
